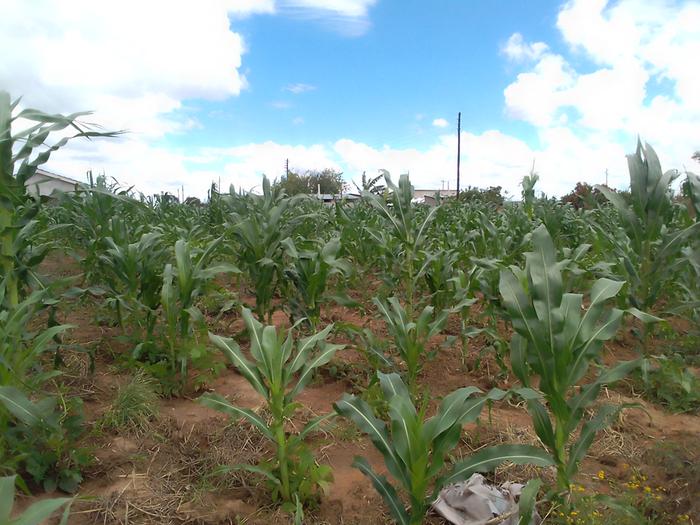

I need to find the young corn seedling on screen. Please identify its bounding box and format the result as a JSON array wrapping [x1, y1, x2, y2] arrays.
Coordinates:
[[499, 224, 649, 493], [374, 296, 448, 396], [159, 237, 239, 393], [200, 308, 343, 509], [98, 230, 166, 338], [335, 372, 553, 525]]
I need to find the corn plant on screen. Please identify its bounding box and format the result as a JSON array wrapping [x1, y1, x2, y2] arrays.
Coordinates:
[[98, 231, 166, 337], [374, 297, 448, 396], [283, 237, 352, 329], [200, 308, 342, 508], [521, 171, 539, 220], [594, 141, 700, 314], [334, 372, 553, 525], [158, 238, 239, 393], [499, 224, 648, 493], [0, 289, 71, 389], [225, 176, 308, 321], [0, 475, 73, 524], [0, 90, 117, 308], [363, 173, 438, 312]]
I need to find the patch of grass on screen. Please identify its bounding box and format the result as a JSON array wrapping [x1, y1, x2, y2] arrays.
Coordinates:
[[101, 370, 160, 435]]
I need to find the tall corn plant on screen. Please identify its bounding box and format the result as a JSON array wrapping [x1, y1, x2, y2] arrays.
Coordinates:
[[226, 176, 307, 321], [0, 91, 117, 307], [363, 172, 438, 312], [499, 225, 646, 492], [335, 373, 553, 525], [200, 309, 342, 508], [594, 141, 700, 313]]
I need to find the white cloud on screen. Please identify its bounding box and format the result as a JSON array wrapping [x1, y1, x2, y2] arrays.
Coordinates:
[[292, 116, 305, 125], [226, 0, 276, 17], [432, 118, 449, 128], [502, 32, 549, 62], [284, 83, 317, 94], [278, 0, 377, 35], [504, 0, 699, 177], [0, 0, 247, 141]]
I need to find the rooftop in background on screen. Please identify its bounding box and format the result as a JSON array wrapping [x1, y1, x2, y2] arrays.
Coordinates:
[[24, 168, 81, 197]]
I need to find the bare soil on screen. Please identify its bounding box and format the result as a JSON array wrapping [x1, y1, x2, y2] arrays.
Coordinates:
[[15, 254, 700, 524]]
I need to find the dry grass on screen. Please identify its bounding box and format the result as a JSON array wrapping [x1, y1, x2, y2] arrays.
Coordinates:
[[75, 416, 269, 524]]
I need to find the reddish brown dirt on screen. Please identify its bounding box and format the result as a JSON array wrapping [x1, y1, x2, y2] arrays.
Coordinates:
[[13, 253, 700, 524]]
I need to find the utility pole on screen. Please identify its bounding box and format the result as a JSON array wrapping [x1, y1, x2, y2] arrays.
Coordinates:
[[456, 112, 461, 196], [285, 158, 289, 179], [605, 168, 609, 187]]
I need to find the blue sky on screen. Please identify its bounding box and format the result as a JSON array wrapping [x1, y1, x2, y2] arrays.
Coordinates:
[[165, 2, 558, 154], [2, 0, 698, 197]]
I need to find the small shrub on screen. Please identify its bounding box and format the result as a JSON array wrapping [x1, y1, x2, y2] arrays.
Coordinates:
[[636, 354, 700, 413]]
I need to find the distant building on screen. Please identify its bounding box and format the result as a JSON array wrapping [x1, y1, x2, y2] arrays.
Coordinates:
[[414, 188, 457, 206], [313, 192, 362, 205], [24, 168, 81, 197]]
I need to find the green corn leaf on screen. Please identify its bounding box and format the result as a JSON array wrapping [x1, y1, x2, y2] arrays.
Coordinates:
[[566, 404, 624, 478], [423, 386, 482, 440], [0, 475, 15, 522], [13, 499, 74, 525], [287, 342, 342, 400], [352, 457, 410, 525], [0, 386, 46, 426], [209, 333, 267, 397], [686, 171, 700, 219], [288, 323, 335, 375], [445, 445, 554, 484], [198, 393, 274, 440], [527, 399, 555, 449], [334, 394, 409, 487], [518, 478, 542, 525]]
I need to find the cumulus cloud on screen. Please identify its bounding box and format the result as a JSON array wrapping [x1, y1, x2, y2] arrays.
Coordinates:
[[432, 118, 449, 128], [504, 0, 699, 181], [0, 0, 248, 137], [502, 33, 549, 62]]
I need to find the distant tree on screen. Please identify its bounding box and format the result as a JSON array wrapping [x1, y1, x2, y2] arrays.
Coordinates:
[[560, 182, 606, 210], [275, 168, 346, 195], [353, 171, 386, 195], [458, 185, 504, 206], [693, 150, 700, 163]]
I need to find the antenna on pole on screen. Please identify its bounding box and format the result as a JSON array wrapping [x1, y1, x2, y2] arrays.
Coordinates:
[[456, 112, 461, 196], [285, 158, 289, 179], [605, 168, 609, 187]]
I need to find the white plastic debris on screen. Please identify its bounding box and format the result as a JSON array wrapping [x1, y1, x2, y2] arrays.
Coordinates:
[[432, 473, 540, 525]]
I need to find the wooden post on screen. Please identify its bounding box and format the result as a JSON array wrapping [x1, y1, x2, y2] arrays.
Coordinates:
[[456, 112, 461, 196]]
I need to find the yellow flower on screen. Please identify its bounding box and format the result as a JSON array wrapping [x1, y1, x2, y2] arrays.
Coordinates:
[[596, 470, 606, 480], [643, 486, 652, 493]]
